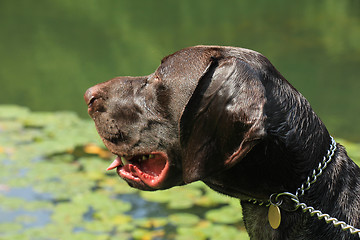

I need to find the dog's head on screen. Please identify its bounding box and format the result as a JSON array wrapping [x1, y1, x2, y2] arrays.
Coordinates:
[[84, 46, 274, 191]]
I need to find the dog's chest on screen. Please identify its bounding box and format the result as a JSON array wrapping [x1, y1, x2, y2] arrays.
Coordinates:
[[241, 203, 312, 240], [241, 203, 278, 240]]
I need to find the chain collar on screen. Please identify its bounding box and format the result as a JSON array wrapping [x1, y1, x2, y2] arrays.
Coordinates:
[[248, 136, 360, 236]]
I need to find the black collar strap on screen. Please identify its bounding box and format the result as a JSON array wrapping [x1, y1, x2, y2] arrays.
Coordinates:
[[248, 137, 360, 237]]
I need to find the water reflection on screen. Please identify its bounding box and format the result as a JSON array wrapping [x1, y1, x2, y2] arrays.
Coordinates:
[[0, 0, 359, 140], [0, 186, 53, 229]]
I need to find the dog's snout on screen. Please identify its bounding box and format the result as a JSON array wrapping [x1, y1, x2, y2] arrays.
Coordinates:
[[84, 86, 96, 106], [84, 85, 105, 115]]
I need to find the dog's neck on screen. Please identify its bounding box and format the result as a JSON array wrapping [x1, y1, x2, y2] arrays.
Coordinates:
[[204, 93, 332, 200], [203, 83, 360, 239], [205, 138, 360, 239], [240, 144, 360, 239], [203, 131, 332, 202], [204, 116, 360, 240]]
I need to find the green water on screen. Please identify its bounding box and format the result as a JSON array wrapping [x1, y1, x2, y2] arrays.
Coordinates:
[[1, 105, 359, 239], [1, 0, 360, 141], [0, 106, 252, 239]]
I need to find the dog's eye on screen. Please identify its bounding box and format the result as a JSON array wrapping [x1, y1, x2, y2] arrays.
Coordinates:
[[147, 76, 161, 85]]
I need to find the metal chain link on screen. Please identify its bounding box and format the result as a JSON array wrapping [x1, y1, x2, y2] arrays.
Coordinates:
[[298, 201, 360, 237], [295, 136, 337, 197], [247, 199, 271, 207], [249, 136, 360, 237], [283, 136, 360, 237], [273, 191, 360, 237]]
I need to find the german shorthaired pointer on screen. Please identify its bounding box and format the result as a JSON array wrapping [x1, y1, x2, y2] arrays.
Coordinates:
[[84, 46, 360, 239]]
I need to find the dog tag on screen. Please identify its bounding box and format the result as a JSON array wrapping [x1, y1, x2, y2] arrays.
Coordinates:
[[268, 204, 281, 229]]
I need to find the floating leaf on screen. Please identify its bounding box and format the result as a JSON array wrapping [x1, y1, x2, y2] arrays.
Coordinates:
[[0, 222, 23, 233], [205, 224, 247, 240], [79, 156, 103, 168], [50, 153, 75, 163], [0, 105, 30, 119], [205, 206, 243, 224], [15, 215, 38, 225], [169, 213, 200, 227], [140, 190, 173, 204], [70, 232, 109, 240], [131, 228, 165, 240], [109, 214, 132, 225], [23, 200, 53, 211], [82, 220, 117, 233], [134, 217, 168, 229], [194, 188, 233, 208], [23, 224, 73, 239], [141, 186, 202, 209], [0, 233, 31, 240], [166, 187, 205, 209], [0, 195, 27, 210], [3, 105, 358, 240], [51, 202, 87, 225], [176, 226, 207, 240], [0, 121, 23, 134], [99, 177, 138, 195], [167, 198, 194, 209], [72, 191, 132, 220]]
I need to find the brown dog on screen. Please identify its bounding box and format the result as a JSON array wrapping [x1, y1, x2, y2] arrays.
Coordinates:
[[84, 46, 360, 239]]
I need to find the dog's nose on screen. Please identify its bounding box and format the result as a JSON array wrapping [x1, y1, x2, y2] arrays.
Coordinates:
[[84, 85, 103, 114], [84, 86, 97, 106]]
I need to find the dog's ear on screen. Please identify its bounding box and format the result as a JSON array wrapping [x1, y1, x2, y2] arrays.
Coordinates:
[[180, 57, 267, 183]]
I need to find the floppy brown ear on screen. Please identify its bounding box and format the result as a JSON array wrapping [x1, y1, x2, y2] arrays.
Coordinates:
[[179, 57, 267, 183]]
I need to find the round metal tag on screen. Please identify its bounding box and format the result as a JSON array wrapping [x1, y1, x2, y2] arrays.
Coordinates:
[[268, 204, 281, 229]]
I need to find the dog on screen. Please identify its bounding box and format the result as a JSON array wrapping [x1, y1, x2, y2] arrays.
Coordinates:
[[84, 45, 360, 239]]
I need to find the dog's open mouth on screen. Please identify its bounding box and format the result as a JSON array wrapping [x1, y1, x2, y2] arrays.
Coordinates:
[[106, 152, 169, 189]]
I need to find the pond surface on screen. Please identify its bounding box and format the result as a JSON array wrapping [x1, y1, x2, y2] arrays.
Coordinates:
[[0, 0, 360, 141], [1, 108, 360, 239], [0, 106, 253, 239]]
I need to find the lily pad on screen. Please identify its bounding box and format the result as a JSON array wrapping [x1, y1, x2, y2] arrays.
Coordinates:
[[205, 206, 243, 224], [131, 228, 165, 240], [140, 186, 202, 209], [72, 191, 132, 220], [205, 224, 247, 240], [134, 217, 168, 229], [176, 226, 207, 240], [195, 188, 233, 207], [169, 213, 200, 227], [82, 220, 118, 233], [139, 190, 173, 203], [3, 105, 359, 240], [0, 195, 27, 210], [0, 105, 30, 119], [0, 222, 23, 233], [51, 202, 88, 225]]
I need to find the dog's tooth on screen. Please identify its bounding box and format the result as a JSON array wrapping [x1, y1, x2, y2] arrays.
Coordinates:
[[106, 157, 122, 171], [149, 154, 155, 159], [121, 156, 130, 165]]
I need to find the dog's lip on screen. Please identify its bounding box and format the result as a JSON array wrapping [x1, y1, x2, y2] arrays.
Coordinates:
[[106, 155, 133, 171], [106, 152, 170, 189]]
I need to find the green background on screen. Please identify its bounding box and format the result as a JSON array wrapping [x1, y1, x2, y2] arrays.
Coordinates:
[[1, 1, 360, 239], [0, 0, 360, 140]]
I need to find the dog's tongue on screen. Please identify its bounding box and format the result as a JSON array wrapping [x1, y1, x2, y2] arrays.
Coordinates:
[[140, 157, 166, 176], [106, 157, 122, 171]]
